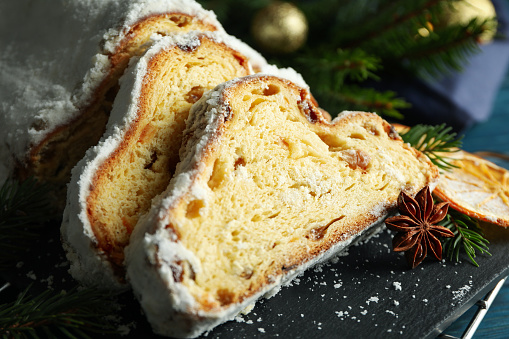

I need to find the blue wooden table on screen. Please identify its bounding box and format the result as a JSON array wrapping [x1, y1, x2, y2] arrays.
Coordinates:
[[440, 67, 509, 338]]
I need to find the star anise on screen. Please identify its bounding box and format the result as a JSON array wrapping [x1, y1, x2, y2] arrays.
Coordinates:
[[385, 186, 454, 268]]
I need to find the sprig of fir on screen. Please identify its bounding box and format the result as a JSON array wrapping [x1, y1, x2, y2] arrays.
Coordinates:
[[293, 48, 410, 119], [0, 177, 54, 268], [0, 285, 118, 338], [439, 209, 491, 267], [401, 124, 490, 266], [198, 0, 492, 120], [399, 123, 463, 171]]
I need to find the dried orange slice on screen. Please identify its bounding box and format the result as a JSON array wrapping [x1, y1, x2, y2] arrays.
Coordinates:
[[434, 150, 509, 227]]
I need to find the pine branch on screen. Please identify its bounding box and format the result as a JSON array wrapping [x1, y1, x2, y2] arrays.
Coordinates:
[[396, 18, 490, 78], [399, 123, 463, 171], [198, 0, 494, 120], [440, 209, 491, 267], [296, 48, 381, 90], [0, 177, 52, 225], [287, 48, 412, 119], [0, 178, 54, 268], [0, 286, 118, 338], [337, 0, 444, 49], [316, 85, 409, 119]]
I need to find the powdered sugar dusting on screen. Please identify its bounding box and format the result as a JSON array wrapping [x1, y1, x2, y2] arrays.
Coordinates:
[[0, 0, 221, 173]]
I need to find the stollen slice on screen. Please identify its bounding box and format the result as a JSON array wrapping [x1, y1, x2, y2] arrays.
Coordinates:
[[125, 74, 439, 338], [61, 31, 268, 291]]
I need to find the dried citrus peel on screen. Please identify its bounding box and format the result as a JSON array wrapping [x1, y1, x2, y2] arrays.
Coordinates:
[[434, 150, 509, 227]]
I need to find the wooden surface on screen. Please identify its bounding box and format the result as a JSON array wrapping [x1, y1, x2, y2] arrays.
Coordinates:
[[440, 68, 509, 338]]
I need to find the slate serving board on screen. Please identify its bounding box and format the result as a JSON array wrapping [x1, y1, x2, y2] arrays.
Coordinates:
[[2, 212, 509, 339]]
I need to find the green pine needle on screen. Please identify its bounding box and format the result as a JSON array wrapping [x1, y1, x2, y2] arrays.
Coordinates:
[[198, 0, 493, 120], [440, 209, 491, 267], [317, 85, 409, 119], [399, 123, 463, 171], [0, 286, 119, 338], [0, 177, 54, 268], [399, 18, 490, 78], [296, 48, 382, 89], [0, 177, 52, 225]]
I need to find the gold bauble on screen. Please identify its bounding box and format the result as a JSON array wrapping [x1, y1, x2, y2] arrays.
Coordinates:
[[251, 2, 308, 54], [443, 0, 497, 43]]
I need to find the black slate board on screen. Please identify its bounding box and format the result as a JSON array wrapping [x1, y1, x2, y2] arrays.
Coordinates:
[[2, 216, 509, 338]]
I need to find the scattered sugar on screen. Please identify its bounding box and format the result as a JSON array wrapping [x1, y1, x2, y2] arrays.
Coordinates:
[[117, 322, 136, 336], [26, 271, 36, 280], [366, 296, 379, 305], [41, 275, 54, 289], [54, 260, 69, 268], [452, 284, 472, 301], [392, 282, 402, 291], [393, 300, 399, 306], [258, 328, 265, 333], [385, 310, 398, 318], [335, 311, 348, 318]]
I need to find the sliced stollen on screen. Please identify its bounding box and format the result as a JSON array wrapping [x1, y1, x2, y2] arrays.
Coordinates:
[[61, 31, 269, 291], [125, 74, 439, 338], [0, 0, 229, 191]]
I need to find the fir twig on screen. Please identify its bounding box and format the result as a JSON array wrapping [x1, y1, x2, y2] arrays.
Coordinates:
[[0, 177, 52, 225], [398, 18, 489, 78], [296, 48, 381, 89], [399, 123, 463, 171], [440, 209, 491, 267], [0, 177, 53, 268], [0, 286, 118, 338], [318, 85, 409, 119], [339, 0, 443, 49]]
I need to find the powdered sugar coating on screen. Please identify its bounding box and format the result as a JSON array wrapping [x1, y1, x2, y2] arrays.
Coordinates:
[[332, 111, 367, 123], [0, 0, 222, 176], [258, 64, 309, 90], [61, 30, 269, 290]]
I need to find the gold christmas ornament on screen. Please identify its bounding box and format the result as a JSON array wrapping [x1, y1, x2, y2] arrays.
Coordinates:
[[442, 0, 498, 43], [251, 1, 308, 54]]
